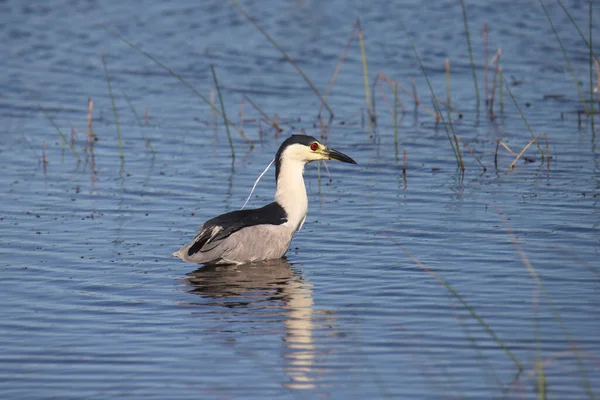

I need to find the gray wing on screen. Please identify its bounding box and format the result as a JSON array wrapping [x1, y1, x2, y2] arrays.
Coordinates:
[[185, 202, 287, 258]]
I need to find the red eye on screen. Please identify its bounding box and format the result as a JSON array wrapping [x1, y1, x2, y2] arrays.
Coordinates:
[[310, 142, 319, 151]]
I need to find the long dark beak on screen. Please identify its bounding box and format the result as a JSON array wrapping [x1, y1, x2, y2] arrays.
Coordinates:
[[325, 147, 357, 164]]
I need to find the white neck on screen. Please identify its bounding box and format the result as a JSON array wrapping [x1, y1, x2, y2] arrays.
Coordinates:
[[274, 158, 308, 231]]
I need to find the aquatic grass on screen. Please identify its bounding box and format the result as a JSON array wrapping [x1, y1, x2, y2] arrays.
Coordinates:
[[399, 20, 460, 166], [459, 0, 480, 112], [229, 0, 334, 121], [538, 0, 587, 110], [101, 53, 124, 161], [211, 65, 235, 161], [385, 233, 524, 373], [504, 82, 544, 159]]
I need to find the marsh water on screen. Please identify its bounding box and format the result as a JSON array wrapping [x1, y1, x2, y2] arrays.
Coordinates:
[[1, 1, 599, 398]]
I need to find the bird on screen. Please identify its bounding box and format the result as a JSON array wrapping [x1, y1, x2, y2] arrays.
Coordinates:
[[173, 134, 357, 265]]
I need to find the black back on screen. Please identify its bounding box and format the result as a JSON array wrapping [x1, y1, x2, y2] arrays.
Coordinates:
[[187, 202, 288, 257], [275, 135, 319, 183]]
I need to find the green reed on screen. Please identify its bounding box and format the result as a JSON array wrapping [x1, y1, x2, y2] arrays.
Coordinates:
[[211, 65, 235, 160]]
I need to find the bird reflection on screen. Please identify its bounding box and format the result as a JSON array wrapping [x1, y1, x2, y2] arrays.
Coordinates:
[[183, 259, 321, 389]]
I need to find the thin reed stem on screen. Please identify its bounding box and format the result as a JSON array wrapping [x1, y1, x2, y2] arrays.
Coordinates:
[[459, 0, 480, 111], [211, 65, 235, 160], [230, 0, 334, 121], [101, 53, 124, 161]]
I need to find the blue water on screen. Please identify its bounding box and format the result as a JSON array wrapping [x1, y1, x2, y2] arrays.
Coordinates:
[[1, 0, 599, 398]]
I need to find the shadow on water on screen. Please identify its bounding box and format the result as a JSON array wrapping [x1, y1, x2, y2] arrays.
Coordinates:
[[181, 259, 325, 390]]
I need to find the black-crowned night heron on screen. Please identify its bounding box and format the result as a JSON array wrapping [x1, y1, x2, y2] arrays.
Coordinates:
[[173, 134, 357, 265]]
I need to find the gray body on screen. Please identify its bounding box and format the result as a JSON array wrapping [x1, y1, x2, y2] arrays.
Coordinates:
[[173, 222, 296, 265]]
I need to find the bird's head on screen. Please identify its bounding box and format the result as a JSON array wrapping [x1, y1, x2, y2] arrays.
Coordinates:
[[276, 134, 356, 164]]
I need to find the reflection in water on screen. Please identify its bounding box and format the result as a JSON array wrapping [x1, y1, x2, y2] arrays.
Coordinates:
[[183, 259, 323, 390]]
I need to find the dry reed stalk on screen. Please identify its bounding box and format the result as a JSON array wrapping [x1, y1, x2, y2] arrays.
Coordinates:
[[87, 98, 94, 139], [482, 24, 489, 104], [509, 133, 550, 169], [488, 49, 502, 119], [455, 135, 486, 171], [453, 135, 465, 172], [403, 149, 407, 176]]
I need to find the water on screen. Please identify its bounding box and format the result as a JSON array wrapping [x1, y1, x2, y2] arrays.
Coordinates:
[[1, 0, 599, 398]]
